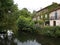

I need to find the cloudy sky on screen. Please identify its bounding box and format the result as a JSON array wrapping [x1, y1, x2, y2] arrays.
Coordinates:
[[14, 0, 60, 12]]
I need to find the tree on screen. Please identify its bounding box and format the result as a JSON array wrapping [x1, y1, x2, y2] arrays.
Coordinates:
[[17, 16, 31, 30], [0, 0, 19, 31], [32, 10, 36, 18], [17, 8, 36, 32], [19, 8, 32, 17]]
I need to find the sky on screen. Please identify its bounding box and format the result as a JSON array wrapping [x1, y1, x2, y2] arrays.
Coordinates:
[[14, 0, 60, 12]]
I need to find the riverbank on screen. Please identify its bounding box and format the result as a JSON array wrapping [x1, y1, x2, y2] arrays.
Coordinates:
[[15, 26, 60, 38], [37, 26, 60, 38]]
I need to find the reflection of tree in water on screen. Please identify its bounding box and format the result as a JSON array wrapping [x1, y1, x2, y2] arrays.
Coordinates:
[[16, 33, 60, 45], [0, 38, 17, 45], [16, 32, 36, 42], [35, 35, 60, 45]]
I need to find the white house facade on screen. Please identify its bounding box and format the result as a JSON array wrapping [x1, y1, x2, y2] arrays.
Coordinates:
[[49, 9, 60, 26], [33, 3, 60, 26]]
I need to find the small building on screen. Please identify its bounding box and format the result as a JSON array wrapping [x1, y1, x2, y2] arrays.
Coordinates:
[[33, 2, 60, 26]]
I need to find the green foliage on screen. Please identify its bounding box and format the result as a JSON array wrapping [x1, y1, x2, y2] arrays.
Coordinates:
[[38, 20, 44, 25], [19, 8, 31, 17], [17, 16, 35, 31], [39, 26, 60, 37], [0, 0, 19, 32]]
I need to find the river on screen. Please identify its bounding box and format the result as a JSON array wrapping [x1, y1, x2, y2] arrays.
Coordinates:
[[0, 32, 60, 45]]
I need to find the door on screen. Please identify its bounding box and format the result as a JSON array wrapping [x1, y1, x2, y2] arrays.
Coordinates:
[[53, 21, 56, 26]]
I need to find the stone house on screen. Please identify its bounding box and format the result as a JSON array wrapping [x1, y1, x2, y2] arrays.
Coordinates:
[[33, 2, 60, 26]]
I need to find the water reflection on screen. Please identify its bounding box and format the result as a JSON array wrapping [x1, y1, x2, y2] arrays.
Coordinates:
[[0, 32, 60, 45], [15, 32, 60, 45], [0, 38, 17, 45], [14, 38, 41, 45]]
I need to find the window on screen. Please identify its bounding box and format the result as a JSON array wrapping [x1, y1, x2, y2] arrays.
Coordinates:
[[37, 16, 40, 20], [41, 15, 43, 18], [45, 14, 47, 18], [55, 11, 57, 19]]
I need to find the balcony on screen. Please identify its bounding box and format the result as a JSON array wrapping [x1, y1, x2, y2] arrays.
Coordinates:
[[50, 16, 60, 20]]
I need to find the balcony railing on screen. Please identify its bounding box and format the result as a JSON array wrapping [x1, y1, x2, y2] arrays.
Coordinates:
[[50, 16, 60, 20]]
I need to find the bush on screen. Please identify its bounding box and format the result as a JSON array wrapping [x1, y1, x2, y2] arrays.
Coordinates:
[[17, 16, 37, 33], [39, 26, 60, 37]]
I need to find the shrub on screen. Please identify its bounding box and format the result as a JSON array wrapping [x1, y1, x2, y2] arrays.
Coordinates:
[[17, 16, 37, 33], [39, 26, 60, 37]]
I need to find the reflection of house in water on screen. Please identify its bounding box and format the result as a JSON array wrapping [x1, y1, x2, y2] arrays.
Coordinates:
[[33, 2, 60, 26]]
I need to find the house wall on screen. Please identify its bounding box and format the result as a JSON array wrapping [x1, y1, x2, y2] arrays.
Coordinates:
[[36, 8, 60, 26], [49, 11, 55, 19], [50, 20, 53, 26], [33, 16, 40, 21], [49, 9, 60, 26], [49, 9, 60, 20], [33, 18, 36, 21], [57, 9, 60, 19], [56, 20, 60, 26], [50, 20, 60, 26]]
